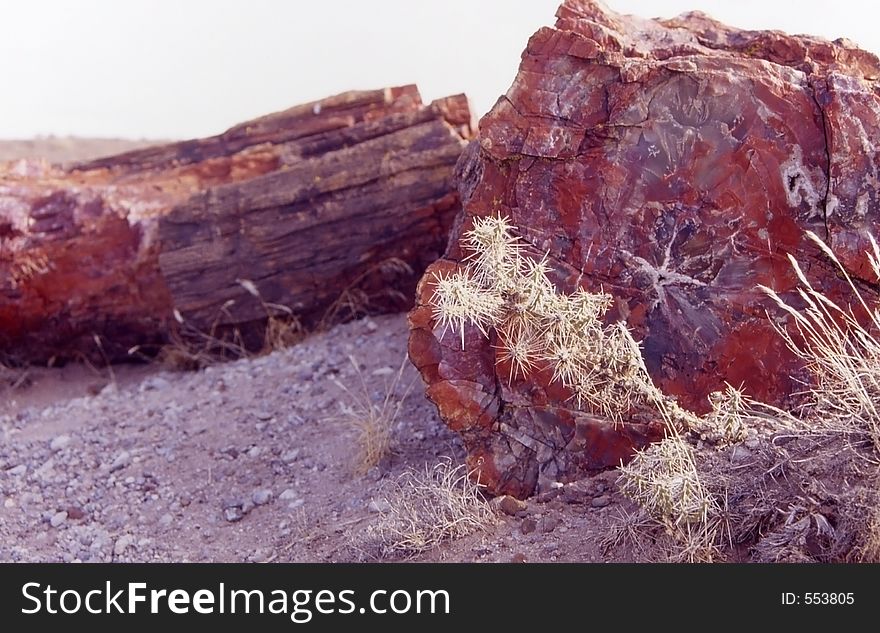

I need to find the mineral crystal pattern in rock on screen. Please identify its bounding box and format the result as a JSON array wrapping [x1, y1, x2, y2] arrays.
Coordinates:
[[408, 0, 880, 497]]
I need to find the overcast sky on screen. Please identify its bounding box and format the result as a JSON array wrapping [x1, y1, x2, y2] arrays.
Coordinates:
[[1, 0, 877, 139]]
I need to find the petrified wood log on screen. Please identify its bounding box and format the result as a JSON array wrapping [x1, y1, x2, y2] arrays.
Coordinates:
[[408, 0, 880, 497], [0, 85, 472, 363]]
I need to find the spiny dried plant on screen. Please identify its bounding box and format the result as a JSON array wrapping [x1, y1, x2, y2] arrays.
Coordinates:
[[358, 460, 496, 559], [433, 215, 720, 557], [700, 383, 749, 445], [431, 217, 880, 562], [617, 433, 723, 562], [759, 230, 880, 453], [431, 215, 686, 424]]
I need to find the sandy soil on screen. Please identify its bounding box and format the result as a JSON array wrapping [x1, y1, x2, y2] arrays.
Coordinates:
[[0, 315, 632, 563]]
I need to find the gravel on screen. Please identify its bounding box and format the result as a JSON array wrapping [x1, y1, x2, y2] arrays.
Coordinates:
[[0, 313, 621, 562]]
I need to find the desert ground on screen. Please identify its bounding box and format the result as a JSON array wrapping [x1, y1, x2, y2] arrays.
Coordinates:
[[2, 137, 876, 565], [0, 312, 627, 563]]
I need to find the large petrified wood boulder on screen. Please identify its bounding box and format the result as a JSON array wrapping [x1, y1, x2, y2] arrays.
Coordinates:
[[0, 85, 472, 363], [408, 0, 880, 497]]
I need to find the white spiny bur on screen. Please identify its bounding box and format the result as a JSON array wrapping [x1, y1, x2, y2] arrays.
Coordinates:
[[430, 214, 661, 421]]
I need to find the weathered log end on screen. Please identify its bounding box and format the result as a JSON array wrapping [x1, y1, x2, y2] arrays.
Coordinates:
[[0, 86, 473, 363]]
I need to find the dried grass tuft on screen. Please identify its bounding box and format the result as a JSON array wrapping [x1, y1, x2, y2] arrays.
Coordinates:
[[759, 230, 880, 452], [333, 355, 412, 475], [357, 459, 496, 559]]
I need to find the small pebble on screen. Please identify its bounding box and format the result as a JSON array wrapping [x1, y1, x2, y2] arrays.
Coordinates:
[[591, 495, 611, 508], [252, 489, 273, 506], [50, 511, 68, 528], [49, 435, 71, 452]]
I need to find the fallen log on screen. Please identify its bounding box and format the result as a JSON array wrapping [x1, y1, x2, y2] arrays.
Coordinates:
[[0, 85, 472, 363]]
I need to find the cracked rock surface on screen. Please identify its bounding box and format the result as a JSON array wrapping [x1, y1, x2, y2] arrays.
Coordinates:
[[408, 0, 880, 497]]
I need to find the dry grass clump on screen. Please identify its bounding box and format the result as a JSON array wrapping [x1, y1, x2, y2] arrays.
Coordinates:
[[856, 504, 880, 562], [320, 258, 414, 330], [357, 460, 496, 559], [333, 355, 412, 475], [760, 230, 880, 452], [629, 229, 880, 563], [237, 279, 305, 352], [153, 279, 303, 370], [431, 215, 688, 425]]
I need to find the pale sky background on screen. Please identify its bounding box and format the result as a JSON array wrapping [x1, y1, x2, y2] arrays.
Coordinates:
[[0, 0, 878, 140]]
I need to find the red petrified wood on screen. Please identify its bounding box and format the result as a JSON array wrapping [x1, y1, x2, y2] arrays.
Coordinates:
[[408, 0, 880, 497], [0, 86, 472, 363]]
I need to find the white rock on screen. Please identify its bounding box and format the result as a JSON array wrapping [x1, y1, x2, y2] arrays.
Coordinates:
[[278, 488, 298, 501], [109, 451, 131, 472], [50, 511, 68, 528], [50, 435, 71, 452], [114, 535, 135, 556]]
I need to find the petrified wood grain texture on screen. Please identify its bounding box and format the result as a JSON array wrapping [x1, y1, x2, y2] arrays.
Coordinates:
[[409, 0, 880, 497], [0, 86, 472, 362]]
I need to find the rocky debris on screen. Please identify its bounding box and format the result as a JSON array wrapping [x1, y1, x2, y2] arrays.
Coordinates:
[[561, 480, 594, 505], [109, 451, 131, 473], [591, 495, 611, 509], [222, 505, 245, 523], [113, 535, 135, 557], [66, 506, 86, 521], [278, 489, 298, 502], [1, 85, 473, 363], [539, 516, 561, 534], [252, 489, 273, 506], [497, 495, 528, 516], [409, 0, 880, 497], [49, 435, 70, 452], [534, 489, 562, 504], [0, 314, 466, 562]]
